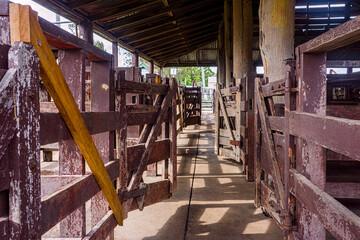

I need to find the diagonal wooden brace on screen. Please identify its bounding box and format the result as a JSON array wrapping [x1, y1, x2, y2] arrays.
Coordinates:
[[254, 78, 285, 209], [216, 89, 237, 153], [9, 3, 124, 225], [123, 79, 175, 213]]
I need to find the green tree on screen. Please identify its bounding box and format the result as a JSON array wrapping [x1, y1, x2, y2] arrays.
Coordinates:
[[94, 40, 104, 50], [118, 47, 132, 66], [166, 67, 215, 87]]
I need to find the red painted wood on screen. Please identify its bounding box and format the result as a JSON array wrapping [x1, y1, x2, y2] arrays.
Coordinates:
[[290, 169, 360, 240], [289, 112, 360, 161], [40, 161, 118, 235], [8, 42, 41, 240], [90, 61, 113, 238], [295, 51, 327, 239], [58, 49, 86, 237]]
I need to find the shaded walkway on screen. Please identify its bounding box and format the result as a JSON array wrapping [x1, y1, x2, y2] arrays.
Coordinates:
[[115, 113, 283, 240]]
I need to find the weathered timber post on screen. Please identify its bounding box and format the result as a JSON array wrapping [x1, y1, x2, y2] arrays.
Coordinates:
[[112, 42, 118, 68], [162, 78, 170, 180], [295, 50, 327, 240], [85, 24, 115, 240], [58, 49, 86, 237], [233, 0, 253, 178], [224, 0, 232, 88], [259, 0, 295, 82], [91, 60, 115, 240], [80, 21, 93, 44], [215, 21, 225, 155], [233, 0, 253, 77], [169, 78, 177, 192], [132, 51, 139, 67], [0, 0, 10, 45], [149, 60, 154, 74], [8, 42, 41, 240]]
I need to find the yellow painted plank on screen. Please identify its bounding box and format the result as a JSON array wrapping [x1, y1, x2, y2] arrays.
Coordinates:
[[9, 3, 123, 225]]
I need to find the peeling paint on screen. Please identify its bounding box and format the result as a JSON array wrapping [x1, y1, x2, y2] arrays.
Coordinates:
[[102, 83, 109, 91]]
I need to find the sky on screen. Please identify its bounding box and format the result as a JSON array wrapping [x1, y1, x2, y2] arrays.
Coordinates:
[[12, 0, 114, 54]]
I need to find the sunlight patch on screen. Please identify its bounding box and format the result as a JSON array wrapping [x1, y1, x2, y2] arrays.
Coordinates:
[[218, 177, 232, 184], [242, 219, 271, 234], [198, 207, 229, 225]]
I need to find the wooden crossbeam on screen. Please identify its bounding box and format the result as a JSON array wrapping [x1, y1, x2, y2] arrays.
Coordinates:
[[216, 89, 236, 153], [91, 1, 159, 22], [254, 78, 285, 209], [104, 0, 216, 32], [9, 3, 124, 225]]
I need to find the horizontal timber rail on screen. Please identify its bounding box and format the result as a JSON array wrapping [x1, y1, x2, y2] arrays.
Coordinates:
[[0, 3, 177, 239], [255, 16, 360, 240]]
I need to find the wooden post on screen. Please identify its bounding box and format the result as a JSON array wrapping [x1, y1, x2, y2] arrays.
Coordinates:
[[233, 0, 253, 172], [233, 0, 253, 78], [112, 42, 118, 68], [0, 0, 10, 45], [149, 60, 154, 74], [80, 20, 93, 44], [259, 0, 295, 82], [8, 42, 41, 240], [224, 0, 232, 88], [295, 50, 327, 239], [132, 51, 139, 67], [58, 49, 86, 237], [215, 22, 225, 155], [284, 60, 296, 237], [170, 78, 177, 192], [91, 61, 115, 240], [9, 3, 123, 227], [254, 79, 261, 208]]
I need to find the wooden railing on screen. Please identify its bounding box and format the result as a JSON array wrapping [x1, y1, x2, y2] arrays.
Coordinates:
[[0, 3, 177, 239], [255, 15, 360, 240]]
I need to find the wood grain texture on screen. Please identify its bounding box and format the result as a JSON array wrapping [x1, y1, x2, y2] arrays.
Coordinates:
[[255, 78, 285, 208], [9, 3, 123, 225]]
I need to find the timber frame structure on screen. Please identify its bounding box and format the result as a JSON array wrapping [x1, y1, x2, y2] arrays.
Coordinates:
[[1, 0, 360, 240]]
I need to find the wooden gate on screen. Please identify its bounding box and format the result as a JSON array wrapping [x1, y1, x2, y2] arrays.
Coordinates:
[[215, 73, 255, 181], [0, 4, 177, 239], [183, 87, 201, 126], [255, 15, 360, 239]]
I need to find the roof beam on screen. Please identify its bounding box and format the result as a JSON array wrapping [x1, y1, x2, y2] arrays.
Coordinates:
[[131, 21, 219, 48], [69, 0, 103, 9], [104, 0, 219, 31], [150, 33, 218, 57], [91, 0, 160, 22], [144, 27, 218, 55], [117, 5, 221, 38], [134, 22, 219, 49], [156, 38, 217, 63], [126, 16, 221, 44], [119, 21, 175, 39], [164, 62, 217, 67]]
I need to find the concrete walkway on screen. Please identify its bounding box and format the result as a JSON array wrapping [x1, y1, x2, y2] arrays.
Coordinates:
[[115, 113, 283, 240]]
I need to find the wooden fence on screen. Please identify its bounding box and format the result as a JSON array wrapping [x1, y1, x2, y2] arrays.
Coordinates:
[[0, 5, 177, 239], [183, 86, 201, 127], [215, 73, 256, 181], [254, 16, 360, 240]]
